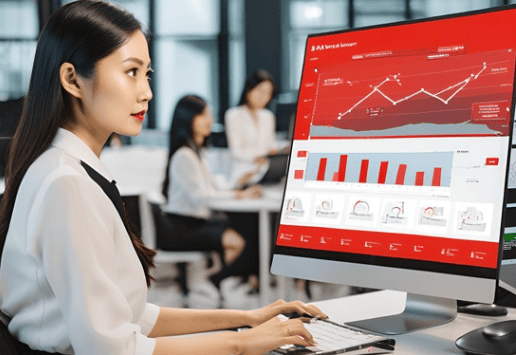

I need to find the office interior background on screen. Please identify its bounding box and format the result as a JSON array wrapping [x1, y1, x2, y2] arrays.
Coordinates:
[[2, 0, 516, 141], [3, 0, 516, 309]]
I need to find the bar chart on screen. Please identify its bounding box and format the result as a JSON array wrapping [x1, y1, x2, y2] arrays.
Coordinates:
[[304, 151, 453, 187]]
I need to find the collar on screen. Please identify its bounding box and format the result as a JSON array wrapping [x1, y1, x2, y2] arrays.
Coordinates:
[[51, 128, 114, 182]]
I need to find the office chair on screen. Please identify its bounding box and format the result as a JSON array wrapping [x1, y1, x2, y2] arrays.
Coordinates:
[[0, 321, 21, 355], [139, 193, 220, 299]]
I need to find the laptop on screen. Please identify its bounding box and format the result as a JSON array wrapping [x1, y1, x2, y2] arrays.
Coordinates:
[[238, 152, 289, 189], [260, 152, 289, 184]]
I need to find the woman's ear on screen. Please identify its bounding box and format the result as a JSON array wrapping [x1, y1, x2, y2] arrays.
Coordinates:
[[59, 62, 82, 99]]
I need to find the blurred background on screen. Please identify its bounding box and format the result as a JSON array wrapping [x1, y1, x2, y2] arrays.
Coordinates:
[[1, 0, 515, 143]]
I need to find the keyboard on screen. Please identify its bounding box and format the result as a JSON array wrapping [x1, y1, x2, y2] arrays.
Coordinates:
[[272, 318, 395, 355]]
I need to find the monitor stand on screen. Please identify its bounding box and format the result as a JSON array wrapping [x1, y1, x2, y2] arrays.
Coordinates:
[[346, 293, 457, 335]]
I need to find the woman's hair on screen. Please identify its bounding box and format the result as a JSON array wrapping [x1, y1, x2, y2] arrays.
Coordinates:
[[0, 0, 155, 285], [238, 69, 277, 107], [162, 94, 208, 200]]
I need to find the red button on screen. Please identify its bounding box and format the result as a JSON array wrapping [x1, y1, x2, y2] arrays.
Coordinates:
[[486, 157, 499, 166]]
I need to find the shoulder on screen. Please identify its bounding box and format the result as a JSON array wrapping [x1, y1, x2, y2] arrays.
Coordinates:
[[20, 147, 106, 213], [24, 147, 92, 192], [174, 146, 197, 159], [260, 108, 275, 119], [225, 106, 245, 120], [171, 146, 200, 166]]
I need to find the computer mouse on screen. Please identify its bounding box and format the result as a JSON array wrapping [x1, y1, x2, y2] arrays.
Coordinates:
[[457, 303, 508, 317], [483, 320, 516, 338], [456, 320, 516, 355]]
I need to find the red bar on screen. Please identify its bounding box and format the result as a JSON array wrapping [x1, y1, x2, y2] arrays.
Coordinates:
[[297, 150, 308, 158], [359, 159, 369, 183], [317, 158, 328, 181], [378, 161, 388, 184], [395, 164, 407, 185], [337, 155, 348, 182], [415, 172, 425, 186], [294, 170, 304, 179], [332, 172, 339, 181], [432, 167, 441, 186], [276, 224, 499, 269]]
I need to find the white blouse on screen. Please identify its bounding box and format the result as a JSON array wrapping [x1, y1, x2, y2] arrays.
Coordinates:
[[161, 146, 235, 219], [224, 105, 276, 163], [0, 128, 159, 355]]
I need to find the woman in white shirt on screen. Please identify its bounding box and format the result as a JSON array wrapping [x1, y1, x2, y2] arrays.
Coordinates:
[[160, 95, 261, 295], [225, 69, 278, 166], [0, 1, 325, 355]]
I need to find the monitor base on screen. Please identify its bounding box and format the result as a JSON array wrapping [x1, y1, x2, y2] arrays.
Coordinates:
[[346, 293, 457, 335]]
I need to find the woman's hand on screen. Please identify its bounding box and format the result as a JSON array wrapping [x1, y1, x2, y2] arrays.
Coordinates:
[[254, 155, 269, 166], [236, 185, 262, 199], [247, 299, 328, 327], [236, 171, 256, 187], [236, 316, 316, 355]]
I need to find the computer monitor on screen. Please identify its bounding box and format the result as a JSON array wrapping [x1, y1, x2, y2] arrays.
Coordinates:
[[271, 5, 516, 335]]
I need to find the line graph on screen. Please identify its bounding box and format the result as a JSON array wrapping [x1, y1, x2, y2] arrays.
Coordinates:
[[308, 49, 515, 137], [337, 63, 487, 120]]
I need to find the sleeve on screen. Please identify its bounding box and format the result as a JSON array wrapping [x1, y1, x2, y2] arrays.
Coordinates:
[[34, 174, 156, 355], [225, 108, 259, 162], [171, 149, 235, 207], [263, 109, 277, 152]]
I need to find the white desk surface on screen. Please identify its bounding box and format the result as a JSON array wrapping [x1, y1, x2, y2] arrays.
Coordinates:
[[312, 290, 516, 355]]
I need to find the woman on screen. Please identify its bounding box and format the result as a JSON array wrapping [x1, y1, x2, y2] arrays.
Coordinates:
[[0, 1, 325, 355], [160, 94, 261, 297], [225, 69, 278, 166]]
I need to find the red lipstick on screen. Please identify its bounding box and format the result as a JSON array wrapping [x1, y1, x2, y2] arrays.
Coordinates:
[[131, 110, 146, 121]]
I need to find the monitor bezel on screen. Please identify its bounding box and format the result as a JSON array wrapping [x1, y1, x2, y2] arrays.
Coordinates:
[[271, 4, 516, 302]]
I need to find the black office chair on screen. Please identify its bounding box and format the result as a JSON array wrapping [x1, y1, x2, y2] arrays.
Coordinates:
[[0, 321, 22, 355], [146, 201, 220, 296]]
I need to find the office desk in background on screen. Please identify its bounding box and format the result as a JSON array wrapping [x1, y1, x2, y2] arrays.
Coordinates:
[[209, 185, 285, 306], [311, 290, 516, 355], [101, 146, 291, 306]]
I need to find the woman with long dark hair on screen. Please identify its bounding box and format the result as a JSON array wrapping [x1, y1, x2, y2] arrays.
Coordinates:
[[0, 1, 325, 354], [161, 94, 260, 300], [225, 69, 278, 166]]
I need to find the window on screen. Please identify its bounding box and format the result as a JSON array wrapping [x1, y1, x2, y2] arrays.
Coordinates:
[[0, 0, 38, 100], [153, 0, 220, 131], [284, 0, 349, 92]]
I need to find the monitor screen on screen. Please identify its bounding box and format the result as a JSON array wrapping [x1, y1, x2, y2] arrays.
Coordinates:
[[271, 5, 516, 332]]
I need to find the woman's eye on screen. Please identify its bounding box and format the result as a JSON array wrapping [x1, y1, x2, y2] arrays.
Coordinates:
[[127, 68, 138, 77], [147, 68, 154, 81]]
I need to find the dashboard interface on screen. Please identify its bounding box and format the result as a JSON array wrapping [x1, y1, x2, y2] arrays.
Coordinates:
[[276, 8, 516, 275]]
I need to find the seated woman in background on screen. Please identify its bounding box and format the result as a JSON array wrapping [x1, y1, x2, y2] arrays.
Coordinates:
[[161, 94, 261, 301], [0, 2, 326, 354], [225, 69, 278, 167]]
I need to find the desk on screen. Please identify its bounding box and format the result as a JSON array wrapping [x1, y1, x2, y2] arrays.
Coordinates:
[[311, 290, 516, 355], [209, 185, 284, 307]]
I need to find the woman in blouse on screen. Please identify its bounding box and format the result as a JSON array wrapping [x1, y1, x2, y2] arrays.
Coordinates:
[[0, 1, 325, 355], [225, 69, 278, 167], [160, 94, 261, 298]]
